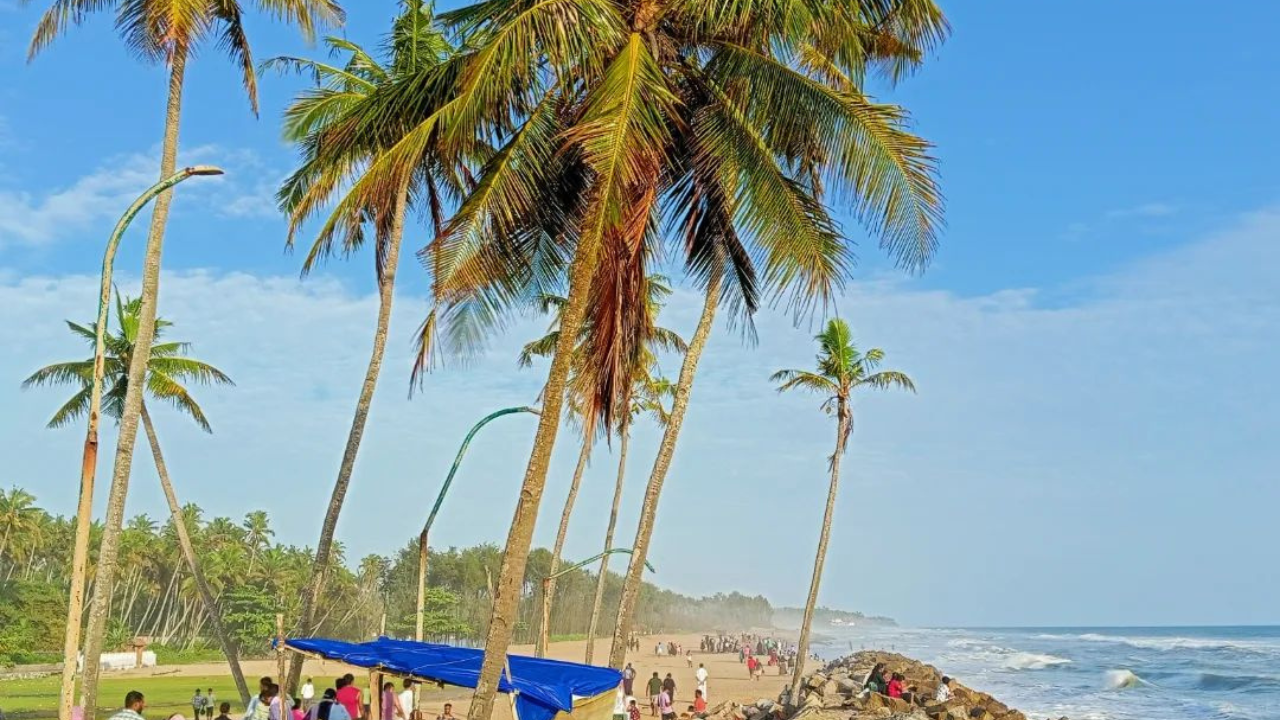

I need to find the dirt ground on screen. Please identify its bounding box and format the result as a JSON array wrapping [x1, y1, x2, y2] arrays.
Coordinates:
[[110, 632, 801, 720]]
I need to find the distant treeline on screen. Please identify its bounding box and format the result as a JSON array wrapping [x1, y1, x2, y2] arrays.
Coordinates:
[[772, 605, 896, 628], [0, 488, 773, 665]]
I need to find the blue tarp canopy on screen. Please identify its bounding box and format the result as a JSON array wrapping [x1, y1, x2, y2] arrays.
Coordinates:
[[286, 637, 621, 720]]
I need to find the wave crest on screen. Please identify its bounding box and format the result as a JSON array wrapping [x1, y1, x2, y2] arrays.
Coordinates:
[[1002, 652, 1072, 671]]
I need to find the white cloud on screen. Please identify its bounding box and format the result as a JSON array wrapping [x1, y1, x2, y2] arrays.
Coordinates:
[[1, 206, 1277, 627], [0, 144, 282, 246]]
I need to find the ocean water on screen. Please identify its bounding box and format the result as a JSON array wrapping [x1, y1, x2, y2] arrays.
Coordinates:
[[810, 624, 1280, 720]]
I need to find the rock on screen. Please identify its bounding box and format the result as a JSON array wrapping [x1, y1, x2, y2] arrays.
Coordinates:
[[756, 700, 774, 711], [837, 678, 860, 693]]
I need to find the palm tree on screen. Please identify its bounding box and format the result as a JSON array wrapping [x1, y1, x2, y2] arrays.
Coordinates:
[[0, 487, 40, 563], [27, 0, 343, 712], [520, 276, 685, 657], [584, 370, 673, 664], [770, 318, 915, 703], [22, 294, 251, 706], [242, 510, 274, 575], [266, 4, 460, 683], [323, 0, 945, 707]]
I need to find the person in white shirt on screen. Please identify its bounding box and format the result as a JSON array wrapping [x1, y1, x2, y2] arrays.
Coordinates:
[[935, 677, 952, 702], [398, 679, 416, 720], [301, 680, 316, 711], [695, 664, 709, 701]]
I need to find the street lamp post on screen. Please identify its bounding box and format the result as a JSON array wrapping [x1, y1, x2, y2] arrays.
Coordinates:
[[416, 406, 540, 642], [539, 549, 655, 660], [57, 166, 224, 720]]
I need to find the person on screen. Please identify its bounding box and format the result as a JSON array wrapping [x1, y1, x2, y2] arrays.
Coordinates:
[[887, 674, 904, 699], [622, 663, 636, 697], [380, 681, 398, 720], [436, 704, 455, 720], [193, 689, 207, 720], [214, 703, 233, 720], [627, 699, 641, 720], [685, 651, 693, 669], [691, 690, 707, 718], [860, 664, 887, 698], [646, 673, 662, 717], [336, 675, 363, 720], [751, 659, 763, 682], [207, 690, 218, 720], [661, 673, 675, 700], [398, 679, 415, 720], [266, 684, 284, 720], [109, 692, 147, 720], [657, 688, 674, 720], [291, 700, 306, 720], [695, 664, 708, 701], [302, 680, 316, 712], [306, 689, 352, 720], [935, 677, 952, 703]]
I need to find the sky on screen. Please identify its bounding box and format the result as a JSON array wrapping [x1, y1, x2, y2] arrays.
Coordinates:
[[0, 1, 1278, 628]]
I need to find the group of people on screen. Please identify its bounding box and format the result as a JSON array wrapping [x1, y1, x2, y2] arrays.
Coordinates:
[[616, 660, 711, 720], [736, 637, 795, 679], [858, 664, 954, 705], [109, 675, 461, 720]]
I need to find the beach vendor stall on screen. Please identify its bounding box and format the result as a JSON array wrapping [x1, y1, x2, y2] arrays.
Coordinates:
[[285, 638, 622, 720]]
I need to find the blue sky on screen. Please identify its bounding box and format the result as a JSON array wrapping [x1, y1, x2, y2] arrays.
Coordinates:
[[1, 1, 1277, 627]]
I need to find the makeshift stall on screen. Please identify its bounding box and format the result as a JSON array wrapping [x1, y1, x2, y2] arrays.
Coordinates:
[[285, 637, 622, 720]]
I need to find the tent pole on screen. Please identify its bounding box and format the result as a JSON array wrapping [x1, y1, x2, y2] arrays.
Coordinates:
[[503, 658, 519, 720], [369, 671, 382, 720]]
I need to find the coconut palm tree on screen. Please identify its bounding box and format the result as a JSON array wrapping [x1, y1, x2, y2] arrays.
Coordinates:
[[584, 369, 673, 663], [27, 0, 343, 712], [242, 510, 274, 575], [266, 5, 462, 683], [519, 275, 685, 657], [22, 294, 251, 706], [320, 0, 945, 706], [0, 487, 40, 563], [770, 318, 915, 702]]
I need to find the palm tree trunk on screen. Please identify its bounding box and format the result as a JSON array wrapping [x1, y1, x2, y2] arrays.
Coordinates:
[[585, 420, 630, 664], [80, 48, 187, 718], [608, 275, 719, 669], [288, 181, 408, 694], [788, 399, 851, 704], [141, 405, 252, 705], [467, 235, 601, 720], [415, 529, 429, 641], [536, 435, 593, 657]]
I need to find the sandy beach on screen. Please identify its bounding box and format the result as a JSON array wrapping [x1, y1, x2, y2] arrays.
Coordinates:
[[106, 632, 798, 720]]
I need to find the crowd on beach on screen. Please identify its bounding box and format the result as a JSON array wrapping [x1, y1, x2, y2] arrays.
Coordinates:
[[614, 634, 798, 720], [104, 675, 454, 720]]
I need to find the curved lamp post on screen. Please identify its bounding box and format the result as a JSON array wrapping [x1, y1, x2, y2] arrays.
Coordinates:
[[57, 165, 224, 720], [415, 406, 540, 641], [539, 548, 655, 660]]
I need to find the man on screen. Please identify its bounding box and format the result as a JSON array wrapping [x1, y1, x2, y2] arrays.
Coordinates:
[[398, 679, 415, 720], [307, 689, 352, 720], [657, 687, 674, 720], [336, 675, 363, 720], [207, 689, 218, 720], [436, 703, 455, 720], [622, 663, 636, 697], [214, 703, 233, 720], [661, 673, 675, 700], [302, 679, 316, 711], [646, 673, 662, 717], [193, 689, 206, 720], [690, 690, 707, 719], [695, 664, 708, 701], [109, 692, 146, 720]]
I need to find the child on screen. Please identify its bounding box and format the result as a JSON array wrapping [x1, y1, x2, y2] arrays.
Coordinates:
[[214, 703, 233, 720], [627, 699, 642, 720], [292, 699, 306, 720]]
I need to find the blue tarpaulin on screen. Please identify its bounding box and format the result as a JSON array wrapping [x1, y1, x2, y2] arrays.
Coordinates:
[[286, 637, 622, 720]]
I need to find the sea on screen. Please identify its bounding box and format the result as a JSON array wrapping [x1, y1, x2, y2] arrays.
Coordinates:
[[809, 624, 1280, 720]]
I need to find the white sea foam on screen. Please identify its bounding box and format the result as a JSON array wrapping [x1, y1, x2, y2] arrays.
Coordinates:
[[1105, 669, 1147, 690], [1002, 652, 1072, 671]]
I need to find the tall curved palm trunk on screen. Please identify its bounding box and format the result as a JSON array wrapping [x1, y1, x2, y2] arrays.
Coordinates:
[[289, 184, 408, 692], [584, 418, 630, 664], [80, 49, 187, 716], [467, 239, 600, 720], [535, 436, 592, 657], [141, 405, 251, 705], [788, 398, 850, 703], [608, 276, 718, 668]]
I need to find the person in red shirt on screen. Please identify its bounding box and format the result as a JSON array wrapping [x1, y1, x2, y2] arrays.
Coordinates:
[[336, 675, 363, 720], [887, 673, 904, 699], [627, 699, 642, 720], [691, 690, 708, 718]]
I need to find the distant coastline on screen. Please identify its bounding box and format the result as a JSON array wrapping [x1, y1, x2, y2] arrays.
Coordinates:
[[773, 606, 897, 629]]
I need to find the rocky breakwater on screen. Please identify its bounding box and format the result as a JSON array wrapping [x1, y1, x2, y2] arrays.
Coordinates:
[[701, 652, 1060, 720]]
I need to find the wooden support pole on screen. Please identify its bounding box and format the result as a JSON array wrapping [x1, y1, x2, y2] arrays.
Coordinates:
[[369, 671, 382, 720], [276, 614, 287, 695]]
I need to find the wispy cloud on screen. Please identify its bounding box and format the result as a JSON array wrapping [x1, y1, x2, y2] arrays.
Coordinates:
[[0, 144, 282, 247]]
